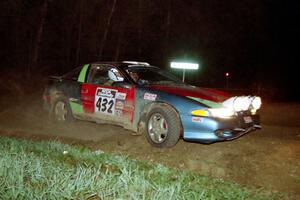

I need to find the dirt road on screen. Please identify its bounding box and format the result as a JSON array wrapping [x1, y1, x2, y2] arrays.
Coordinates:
[[0, 97, 299, 198]]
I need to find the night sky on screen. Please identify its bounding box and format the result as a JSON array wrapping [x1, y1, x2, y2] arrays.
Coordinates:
[[1, 0, 299, 100]]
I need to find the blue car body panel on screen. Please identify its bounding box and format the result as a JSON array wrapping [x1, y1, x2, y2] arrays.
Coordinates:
[[134, 86, 260, 143]]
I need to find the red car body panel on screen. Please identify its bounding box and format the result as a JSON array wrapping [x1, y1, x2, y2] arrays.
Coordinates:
[[146, 85, 230, 102], [81, 83, 135, 122]]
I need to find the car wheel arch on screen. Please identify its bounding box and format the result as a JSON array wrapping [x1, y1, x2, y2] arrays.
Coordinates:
[[137, 101, 183, 136], [49, 89, 67, 103]]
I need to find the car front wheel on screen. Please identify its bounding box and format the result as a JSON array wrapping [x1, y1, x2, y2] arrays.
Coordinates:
[[145, 104, 181, 148]]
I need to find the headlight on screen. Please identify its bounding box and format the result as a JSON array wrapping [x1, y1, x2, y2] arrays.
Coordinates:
[[209, 108, 234, 118], [191, 108, 234, 118], [251, 96, 262, 110], [233, 97, 251, 111]]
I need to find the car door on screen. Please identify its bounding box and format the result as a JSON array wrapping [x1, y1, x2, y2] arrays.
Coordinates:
[[81, 64, 135, 126]]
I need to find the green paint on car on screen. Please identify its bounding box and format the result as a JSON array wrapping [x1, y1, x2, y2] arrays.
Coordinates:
[[187, 96, 222, 108], [77, 64, 89, 83], [70, 102, 84, 114]]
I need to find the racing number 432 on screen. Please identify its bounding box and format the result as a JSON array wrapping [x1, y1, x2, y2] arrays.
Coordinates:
[[94, 87, 117, 115], [96, 97, 114, 113]]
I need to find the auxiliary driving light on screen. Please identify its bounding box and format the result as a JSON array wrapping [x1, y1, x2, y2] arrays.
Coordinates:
[[223, 96, 262, 113], [233, 97, 251, 111], [251, 96, 262, 110]]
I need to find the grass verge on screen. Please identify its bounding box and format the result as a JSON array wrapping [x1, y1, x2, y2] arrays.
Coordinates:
[[0, 136, 283, 199]]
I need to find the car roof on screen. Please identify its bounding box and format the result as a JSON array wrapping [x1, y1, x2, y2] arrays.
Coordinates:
[[90, 61, 151, 68]]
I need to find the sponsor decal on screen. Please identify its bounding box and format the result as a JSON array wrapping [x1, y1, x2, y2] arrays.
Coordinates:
[[116, 92, 126, 100], [96, 88, 116, 98], [115, 100, 125, 110], [192, 117, 202, 122], [144, 93, 157, 101], [95, 88, 118, 115]]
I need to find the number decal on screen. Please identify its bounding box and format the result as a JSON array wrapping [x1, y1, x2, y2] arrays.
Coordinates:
[[94, 88, 117, 115], [101, 98, 108, 112], [96, 97, 102, 111], [107, 100, 114, 113]]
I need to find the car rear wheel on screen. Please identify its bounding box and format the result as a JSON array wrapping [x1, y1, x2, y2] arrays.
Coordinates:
[[145, 104, 181, 148], [51, 97, 73, 122]]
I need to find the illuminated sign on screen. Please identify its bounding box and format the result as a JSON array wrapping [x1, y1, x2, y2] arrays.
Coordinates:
[[170, 62, 199, 70]]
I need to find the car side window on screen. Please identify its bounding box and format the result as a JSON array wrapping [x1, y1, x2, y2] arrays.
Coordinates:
[[87, 64, 123, 86]]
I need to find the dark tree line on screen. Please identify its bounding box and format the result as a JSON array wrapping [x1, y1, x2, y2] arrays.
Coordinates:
[[1, 0, 298, 99]]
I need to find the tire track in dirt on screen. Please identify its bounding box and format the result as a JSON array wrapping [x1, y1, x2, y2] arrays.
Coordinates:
[[0, 99, 299, 198]]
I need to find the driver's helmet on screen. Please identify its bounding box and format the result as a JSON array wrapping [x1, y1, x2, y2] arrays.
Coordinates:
[[108, 68, 124, 82]]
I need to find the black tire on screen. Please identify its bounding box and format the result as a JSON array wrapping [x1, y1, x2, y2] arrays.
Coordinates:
[[50, 96, 74, 122], [145, 103, 181, 148]]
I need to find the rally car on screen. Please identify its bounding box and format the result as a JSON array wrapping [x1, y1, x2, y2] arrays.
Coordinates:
[[43, 61, 262, 148]]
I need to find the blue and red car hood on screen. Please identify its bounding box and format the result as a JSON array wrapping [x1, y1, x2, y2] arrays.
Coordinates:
[[146, 84, 230, 103]]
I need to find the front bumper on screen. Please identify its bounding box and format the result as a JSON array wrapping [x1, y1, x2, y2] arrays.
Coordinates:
[[182, 114, 261, 143]]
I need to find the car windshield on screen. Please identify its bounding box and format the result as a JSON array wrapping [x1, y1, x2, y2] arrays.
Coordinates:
[[124, 66, 186, 86]]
